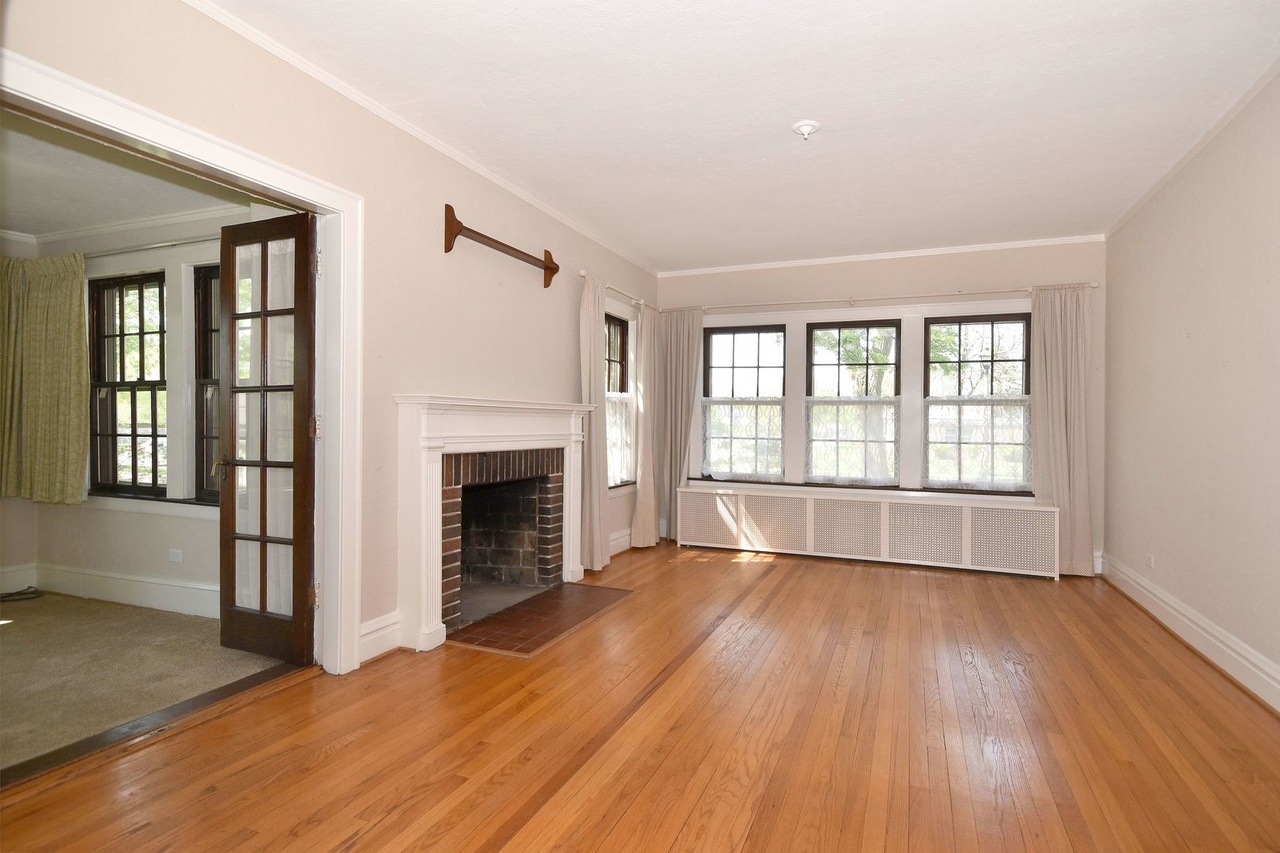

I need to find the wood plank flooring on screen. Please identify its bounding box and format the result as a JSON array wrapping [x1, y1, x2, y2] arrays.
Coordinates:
[[3, 543, 1279, 851]]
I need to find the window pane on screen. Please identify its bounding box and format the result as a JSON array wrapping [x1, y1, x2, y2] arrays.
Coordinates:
[[993, 405, 1026, 443], [710, 333, 733, 367], [929, 324, 959, 361], [267, 467, 294, 539], [993, 445, 1025, 483], [267, 315, 295, 387], [868, 442, 896, 480], [758, 367, 783, 397], [137, 437, 154, 486], [707, 404, 731, 437], [759, 332, 784, 366], [236, 243, 262, 313], [102, 337, 120, 382], [838, 365, 866, 397], [961, 444, 992, 482], [143, 333, 162, 380], [709, 367, 732, 397], [116, 390, 132, 432], [117, 437, 133, 484], [156, 437, 168, 485], [811, 330, 838, 364], [733, 333, 758, 367], [812, 365, 838, 397], [960, 323, 992, 360], [732, 367, 757, 397], [868, 327, 897, 363], [929, 363, 958, 396], [959, 362, 991, 396], [266, 543, 293, 616], [928, 405, 959, 442], [156, 389, 167, 435], [235, 392, 261, 461], [839, 327, 867, 363], [136, 388, 153, 432], [143, 285, 162, 332], [838, 405, 865, 440], [235, 539, 260, 610], [123, 286, 140, 334], [237, 466, 261, 535], [608, 362, 621, 393], [992, 362, 1024, 395], [810, 404, 836, 440], [266, 239, 295, 311], [707, 438, 731, 470], [731, 438, 756, 472], [124, 335, 140, 381], [868, 365, 895, 397], [266, 391, 294, 462], [960, 404, 992, 442], [759, 405, 782, 439], [928, 444, 959, 481], [838, 443, 864, 480], [236, 319, 260, 386], [810, 441, 836, 477], [992, 322, 1024, 359]]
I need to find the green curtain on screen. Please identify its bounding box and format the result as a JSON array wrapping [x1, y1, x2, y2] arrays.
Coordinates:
[[0, 253, 89, 504]]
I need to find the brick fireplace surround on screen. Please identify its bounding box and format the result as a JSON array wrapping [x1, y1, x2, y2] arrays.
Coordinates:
[[395, 396, 591, 652], [441, 448, 564, 631]]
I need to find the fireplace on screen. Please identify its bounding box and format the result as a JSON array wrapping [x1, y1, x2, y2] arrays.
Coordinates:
[[395, 396, 590, 651], [441, 448, 564, 630]]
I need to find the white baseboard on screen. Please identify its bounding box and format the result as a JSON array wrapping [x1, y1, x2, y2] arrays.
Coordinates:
[[1104, 554, 1280, 712], [359, 610, 403, 662], [609, 529, 632, 556], [1, 564, 39, 594], [1093, 550, 1105, 575], [34, 564, 219, 618]]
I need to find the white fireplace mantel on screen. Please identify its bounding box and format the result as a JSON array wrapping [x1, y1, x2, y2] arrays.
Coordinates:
[[395, 395, 593, 651]]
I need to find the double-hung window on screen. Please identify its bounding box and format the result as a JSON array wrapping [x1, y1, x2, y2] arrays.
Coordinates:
[[924, 314, 1031, 491], [702, 326, 785, 481], [605, 313, 635, 486], [89, 272, 168, 496], [806, 321, 900, 485]]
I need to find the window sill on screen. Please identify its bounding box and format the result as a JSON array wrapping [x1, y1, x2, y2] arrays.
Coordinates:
[[608, 481, 637, 497], [686, 477, 1035, 504], [85, 494, 218, 520]]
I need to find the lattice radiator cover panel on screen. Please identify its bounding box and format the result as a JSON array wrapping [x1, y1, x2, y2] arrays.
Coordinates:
[[678, 487, 1058, 578]]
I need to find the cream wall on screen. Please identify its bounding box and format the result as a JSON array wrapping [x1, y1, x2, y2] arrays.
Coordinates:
[[4, 0, 658, 626], [0, 498, 39, 569], [1106, 71, 1280, 688], [658, 241, 1109, 558]]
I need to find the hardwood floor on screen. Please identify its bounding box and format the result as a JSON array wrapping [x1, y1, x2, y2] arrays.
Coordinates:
[[3, 543, 1279, 851]]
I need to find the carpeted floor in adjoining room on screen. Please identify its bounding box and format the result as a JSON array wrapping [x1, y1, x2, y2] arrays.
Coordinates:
[[0, 592, 279, 769]]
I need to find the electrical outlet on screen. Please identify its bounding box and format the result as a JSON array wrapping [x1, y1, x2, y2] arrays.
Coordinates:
[[168, 548, 184, 564], [1145, 554, 1155, 570]]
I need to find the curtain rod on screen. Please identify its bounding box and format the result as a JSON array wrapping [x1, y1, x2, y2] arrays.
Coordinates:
[[578, 269, 645, 306], [82, 236, 220, 260], [696, 281, 1098, 313]]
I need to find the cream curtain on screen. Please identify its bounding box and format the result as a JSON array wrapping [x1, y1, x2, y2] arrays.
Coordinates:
[[0, 253, 89, 504], [656, 308, 702, 541], [629, 303, 660, 547], [1030, 283, 1093, 575], [579, 273, 610, 571]]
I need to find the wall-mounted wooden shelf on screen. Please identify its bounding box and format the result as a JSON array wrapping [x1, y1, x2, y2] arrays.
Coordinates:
[[444, 204, 559, 288]]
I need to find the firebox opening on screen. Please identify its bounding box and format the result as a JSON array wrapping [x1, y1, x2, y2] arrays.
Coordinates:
[[459, 477, 554, 626]]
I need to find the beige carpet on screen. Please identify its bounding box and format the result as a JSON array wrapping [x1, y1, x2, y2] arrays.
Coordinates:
[[0, 592, 279, 769]]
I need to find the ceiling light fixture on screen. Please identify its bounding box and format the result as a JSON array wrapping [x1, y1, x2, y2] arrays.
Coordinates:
[[792, 120, 820, 140]]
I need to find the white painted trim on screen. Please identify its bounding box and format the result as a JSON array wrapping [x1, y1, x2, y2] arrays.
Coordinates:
[[0, 229, 39, 248], [1104, 554, 1280, 713], [658, 235, 1106, 279], [178, 0, 653, 275], [1093, 549, 1105, 576], [1, 564, 40, 594], [35, 563, 219, 618], [359, 610, 403, 662], [609, 529, 632, 556], [36, 204, 244, 245], [1, 49, 364, 674]]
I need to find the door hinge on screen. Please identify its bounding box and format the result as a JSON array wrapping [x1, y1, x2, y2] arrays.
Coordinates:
[[310, 582, 320, 609], [310, 414, 322, 440]]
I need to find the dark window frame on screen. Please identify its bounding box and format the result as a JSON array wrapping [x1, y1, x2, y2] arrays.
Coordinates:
[[923, 312, 1032, 495], [605, 313, 628, 394], [193, 264, 221, 505], [88, 271, 168, 498], [805, 319, 902, 397], [923, 313, 1031, 398], [702, 324, 787, 398]]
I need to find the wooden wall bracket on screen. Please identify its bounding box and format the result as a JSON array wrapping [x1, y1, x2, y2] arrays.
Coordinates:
[[444, 203, 559, 288]]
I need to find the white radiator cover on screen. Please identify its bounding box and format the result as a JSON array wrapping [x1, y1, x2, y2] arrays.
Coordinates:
[[678, 486, 1058, 579]]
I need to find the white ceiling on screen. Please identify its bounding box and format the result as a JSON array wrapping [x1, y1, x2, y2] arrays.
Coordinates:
[[191, 0, 1280, 273], [0, 111, 250, 239]]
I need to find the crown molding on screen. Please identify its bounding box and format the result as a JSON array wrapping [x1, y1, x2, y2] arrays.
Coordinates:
[[656, 235, 1107, 279], [180, 0, 654, 275], [0, 229, 39, 247], [35, 203, 244, 245]]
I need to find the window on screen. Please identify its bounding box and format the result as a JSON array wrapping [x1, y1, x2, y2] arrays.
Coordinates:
[[605, 313, 634, 486], [806, 321, 900, 485], [924, 314, 1031, 491], [194, 265, 222, 504], [702, 326, 785, 480], [89, 272, 167, 496]]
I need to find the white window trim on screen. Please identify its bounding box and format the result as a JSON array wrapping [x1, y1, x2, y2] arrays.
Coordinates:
[[691, 296, 1031, 495]]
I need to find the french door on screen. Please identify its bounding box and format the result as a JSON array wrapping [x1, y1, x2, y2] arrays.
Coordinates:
[[218, 213, 316, 664]]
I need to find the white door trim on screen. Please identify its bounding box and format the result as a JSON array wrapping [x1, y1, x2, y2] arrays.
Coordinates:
[[1, 49, 365, 674]]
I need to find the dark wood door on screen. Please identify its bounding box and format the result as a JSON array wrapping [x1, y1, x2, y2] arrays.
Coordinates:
[[218, 213, 316, 664]]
